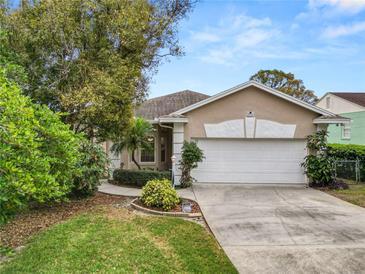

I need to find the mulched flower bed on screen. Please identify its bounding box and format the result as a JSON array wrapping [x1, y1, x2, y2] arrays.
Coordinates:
[[0, 193, 126, 248], [134, 198, 201, 214]]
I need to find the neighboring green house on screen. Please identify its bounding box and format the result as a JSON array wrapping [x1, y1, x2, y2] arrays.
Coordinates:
[[317, 92, 365, 145]]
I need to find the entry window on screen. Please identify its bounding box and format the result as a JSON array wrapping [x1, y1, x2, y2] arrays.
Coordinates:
[[342, 124, 351, 140], [326, 97, 331, 109], [140, 136, 155, 162], [160, 137, 166, 162]]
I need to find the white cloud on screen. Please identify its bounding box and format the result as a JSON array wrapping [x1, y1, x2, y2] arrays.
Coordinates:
[[296, 0, 365, 22], [235, 29, 274, 48], [224, 14, 272, 29], [200, 49, 234, 65], [189, 13, 278, 65], [309, 0, 365, 14], [323, 21, 365, 38]]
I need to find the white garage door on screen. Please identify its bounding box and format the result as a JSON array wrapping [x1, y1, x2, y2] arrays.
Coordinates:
[[192, 139, 307, 184]]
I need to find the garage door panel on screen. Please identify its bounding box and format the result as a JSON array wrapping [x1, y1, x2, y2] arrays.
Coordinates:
[[192, 139, 306, 184], [192, 172, 304, 184], [196, 161, 301, 170]]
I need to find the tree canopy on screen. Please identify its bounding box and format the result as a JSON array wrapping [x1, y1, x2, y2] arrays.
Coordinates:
[[250, 69, 318, 104], [3, 0, 194, 140]]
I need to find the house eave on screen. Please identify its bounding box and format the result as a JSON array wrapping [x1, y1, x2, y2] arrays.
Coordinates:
[[172, 80, 335, 117], [158, 116, 189, 123], [313, 117, 351, 125]]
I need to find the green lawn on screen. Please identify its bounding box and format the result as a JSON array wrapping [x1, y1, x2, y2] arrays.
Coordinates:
[[0, 208, 237, 274], [325, 184, 365, 208]]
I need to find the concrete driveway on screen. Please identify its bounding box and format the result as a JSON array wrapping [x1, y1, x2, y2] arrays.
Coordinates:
[[193, 184, 365, 274]]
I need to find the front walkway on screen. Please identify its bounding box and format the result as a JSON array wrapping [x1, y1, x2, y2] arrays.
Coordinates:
[[98, 181, 196, 201]]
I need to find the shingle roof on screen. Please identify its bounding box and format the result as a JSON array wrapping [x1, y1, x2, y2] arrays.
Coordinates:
[[135, 90, 210, 120], [331, 92, 365, 107]]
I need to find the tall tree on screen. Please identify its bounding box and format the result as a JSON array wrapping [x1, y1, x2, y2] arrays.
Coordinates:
[[4, 0, 194, 140], [250, 69, 318, 104]]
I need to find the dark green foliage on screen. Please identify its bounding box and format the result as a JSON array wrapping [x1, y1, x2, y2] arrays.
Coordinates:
[[0, 30, 27, 89], [179, 141, 204, 188], [302, 155, 334, 186], [141, 179, 179, 211], [4, 0, 194, 140], [307, 130, 329, 152], [301, 130, 335, 186], [113, 169, 171, 187], [71, 140, 108, 197]]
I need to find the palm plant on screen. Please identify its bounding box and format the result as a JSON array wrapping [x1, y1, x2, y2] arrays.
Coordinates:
[[111, 117, 153, 170]]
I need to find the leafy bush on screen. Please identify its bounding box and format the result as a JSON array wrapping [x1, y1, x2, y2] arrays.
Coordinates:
[[301, 155, 334, 186], [113, 169, 171, 187], [301, 130, 334, 186], [141, 179, 179, 211], [328, 144, 365, 160], [71, 140, 108, 197], [179, 141, 204, 188], [0, 69, 81, 223]]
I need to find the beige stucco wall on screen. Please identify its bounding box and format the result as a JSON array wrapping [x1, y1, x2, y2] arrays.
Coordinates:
[[183, 86, 320, 140], [106, 125, 173, 171]]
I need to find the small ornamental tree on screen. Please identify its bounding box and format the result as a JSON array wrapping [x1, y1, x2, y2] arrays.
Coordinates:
[[111, 117, 153, 170], [301, 130, 334, 186], [71, 140, 108, 197], [179, 141, 204, 188]]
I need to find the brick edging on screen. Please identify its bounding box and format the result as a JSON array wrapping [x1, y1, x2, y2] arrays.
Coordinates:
[[130, 198, 202, 218]]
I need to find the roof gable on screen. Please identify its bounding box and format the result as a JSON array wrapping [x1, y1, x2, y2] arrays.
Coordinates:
[[330, 92, 365, 108], [172, 81, 334, 116]]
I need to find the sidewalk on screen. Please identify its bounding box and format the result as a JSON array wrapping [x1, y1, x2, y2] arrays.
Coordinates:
[[98, 181, 196, 201]]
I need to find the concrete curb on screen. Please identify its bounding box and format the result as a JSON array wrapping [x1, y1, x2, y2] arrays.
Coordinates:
[[130, 198, 202, 218]]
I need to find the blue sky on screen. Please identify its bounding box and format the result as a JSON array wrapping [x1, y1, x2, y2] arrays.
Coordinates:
[[9, 0, 365, 98], [150, 0, 365, 98]]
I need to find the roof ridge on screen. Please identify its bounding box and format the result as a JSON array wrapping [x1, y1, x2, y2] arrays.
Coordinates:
[[330, 92, 365, 94], [146, 89, 209, 101]]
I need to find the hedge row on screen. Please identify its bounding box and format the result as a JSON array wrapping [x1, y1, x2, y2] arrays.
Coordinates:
[[112, 169, 171, 187], [328, 144, 365, 182], [328, 144, 365, 160]]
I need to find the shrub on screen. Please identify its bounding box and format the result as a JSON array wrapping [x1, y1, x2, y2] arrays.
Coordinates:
[[301, 155, 334, 186], [141, 179, 179, 211], [113, 169, 171, 187], [179, 141, 204, 188], [301, 130, 335, 186], [71, 140, 108, 197], [0, 69, 81, 223], [328, 144, 365, 160]]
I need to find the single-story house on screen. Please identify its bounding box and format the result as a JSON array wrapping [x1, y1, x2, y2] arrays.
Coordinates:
[[316, 92, 365, 145], [106, 81, 349, 186]]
